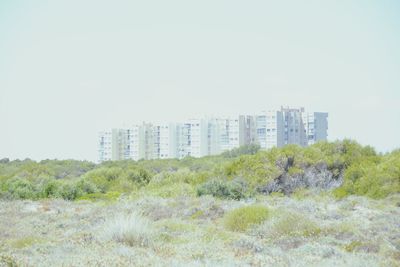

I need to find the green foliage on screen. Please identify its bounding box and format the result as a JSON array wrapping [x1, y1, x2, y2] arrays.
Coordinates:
[[5, 178, 37, 199], [0, 140, 398, 201], [291, 188, 312, 200], [196, 178, 251, 200], [125, 168, 152, 185], [141, 171, 197, 198], [343, 241, 364, 253], [265, 211, 322, 238], [334, 150, 400, 199], [1, 175, 98, 201], [144, 182, 196, 198], [42, 179, 60, 198], [222, 144, 261, 158], [190, 210, 204, 219], [76, 191, 121, 201], [57, 182, 81, 200], [83, 166, 151, 193], [224, 205, 269, 232], [224, 153, 280, 191], [0, 254, 18, 267], [10, 236, 43, 249]]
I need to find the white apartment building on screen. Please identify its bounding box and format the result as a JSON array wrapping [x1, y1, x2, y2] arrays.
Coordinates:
[[127, 126, 141, 161], [227, 118, 241, 149], [98, 107, 328, 162], [153, 123, 178, 159], [176, 123, 191, 159], [207, 118, 241, 155], [98, 129, 131, 162], [255, 111, 285, 150], [302, 112, 329, 145], [185, 119, 209, 158], [98, 124, 155, 162], [98, 131, 112, 162]]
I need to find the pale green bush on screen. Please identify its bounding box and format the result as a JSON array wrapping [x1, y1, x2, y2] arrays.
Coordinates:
[[224, 205, 269, 232], [334, 150, 400, 199], [255, 211, 321, 238], [196, 178, 251, 200]]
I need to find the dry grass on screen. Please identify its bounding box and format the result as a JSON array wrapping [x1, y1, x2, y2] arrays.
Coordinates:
[[0, 194, 399, 266], [102, 212, 155, 247]]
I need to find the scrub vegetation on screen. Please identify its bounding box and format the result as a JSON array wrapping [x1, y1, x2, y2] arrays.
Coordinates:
[[224, 205, 269, 232], [0, 140, 399, 266]]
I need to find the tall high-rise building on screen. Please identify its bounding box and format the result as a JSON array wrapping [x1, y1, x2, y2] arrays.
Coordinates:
[[302, 112, 329, 145], [98, 107, 328, 162], [255, 111, 285, 150], [239, 115, 257, 146], [176, 122, 191, 159], [153, 123, 178, 159], [98, 129, 132, 162], [207, 118, 241, 155], [281, 107, 308, 147], [185, 119, 209, 158]]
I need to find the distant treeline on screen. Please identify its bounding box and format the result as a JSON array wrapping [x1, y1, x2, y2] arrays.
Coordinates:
[[0, 140, 399, 201]]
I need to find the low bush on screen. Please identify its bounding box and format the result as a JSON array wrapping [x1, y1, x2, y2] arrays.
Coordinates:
[[5, 178, 37, 199], [76, 191, 120, 201], [224, 154, 280, 191], [334, 150, 400, 199], [83, 166, 151, 193], [256, 211, 321, 238], [224, 205, 269, 232], [196, 178, 251, 200], [57, 182, 81, 200], [0, 140, 398, 201], [222, 144, 261, 158], [125, 168, 152, 185], [142, 182, 196, 198], [1, 176, 99, 201]]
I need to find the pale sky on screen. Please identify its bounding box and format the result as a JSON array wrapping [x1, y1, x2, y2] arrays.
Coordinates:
[[1, 0, 399, 162]]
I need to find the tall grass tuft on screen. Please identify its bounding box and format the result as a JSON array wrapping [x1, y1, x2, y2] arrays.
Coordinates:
[[103, 212, 155, 247]]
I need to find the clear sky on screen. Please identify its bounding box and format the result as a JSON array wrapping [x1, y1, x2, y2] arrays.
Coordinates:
[[1, 0, 399, 162]]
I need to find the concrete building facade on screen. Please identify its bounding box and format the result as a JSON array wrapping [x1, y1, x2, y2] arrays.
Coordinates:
[[98, 107, 328, 162], [302, 112, 329, 145]]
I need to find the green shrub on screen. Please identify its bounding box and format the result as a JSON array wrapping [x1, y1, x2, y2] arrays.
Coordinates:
[[343, 241, 364, 252], [125, 168, 152, 185], [58, 182, 81, 200], [224, 205, 269, 232], [142, 182, 196, 198], [224, 154, 280, 190], [10, 236, 43, 249], [41, 180, 61, 198], [137, 169, 209, 198], [263, 212, 322, 238], [334, 150, 400, 199], [77, 191, 120, 201], [222, 144, 260, 158], [0, 140, 397, 201], [83, 166, 152, 194], [333, 187, 349, 199], [196, 178, 251, 200], [5, 178, 37, 199], [75, 179, 98, 194]]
